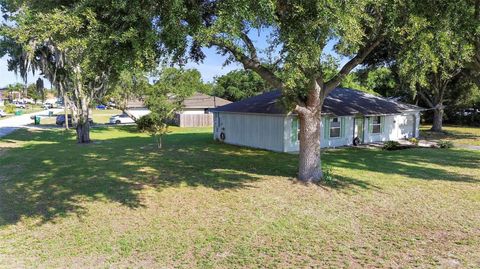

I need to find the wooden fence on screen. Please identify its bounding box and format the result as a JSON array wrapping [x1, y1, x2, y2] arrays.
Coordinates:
[[175, 113, 213, 127]]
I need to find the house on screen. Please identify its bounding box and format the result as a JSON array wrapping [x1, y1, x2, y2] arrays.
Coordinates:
[[179, 92, 231, 114], [125, 99, 151, 119], [125, 93, 231, 127], [174, 93, 231, 127], [211, 88, 423, 152]]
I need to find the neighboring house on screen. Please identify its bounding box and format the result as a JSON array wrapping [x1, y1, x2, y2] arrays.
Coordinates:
[[175, 93, 231, 127], [179, 93, 231, 114], [125, 93, 231, 127], [212, 88, 423, 152], [125, 99, 151, 119]]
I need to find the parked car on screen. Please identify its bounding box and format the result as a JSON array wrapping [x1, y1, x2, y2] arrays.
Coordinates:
[[457, 108, 480, 116], [43, 102, 54, 109], [109, 113, 135, 124], [56, 115, 94, 126], [13, 101, 26, 109], [0, 109, 6, 117], [107, 101, 116, 109], [96, 104, 107, 110]]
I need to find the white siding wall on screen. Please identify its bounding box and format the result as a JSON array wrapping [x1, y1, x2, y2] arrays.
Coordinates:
[[364, 112, 419, 143], [283, 116, 354, 152], [213, 112, 285, 152], [215, 111, 421, 153], [320, 116, 355, 148]]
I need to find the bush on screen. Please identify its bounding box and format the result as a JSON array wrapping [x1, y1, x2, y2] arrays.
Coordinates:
[[438, 140, 454, 149], [408, 137, 419, 146], [4, 104, 16, 114], [382, 141, 401, 150], [137, 113, 169, 149], [137, 113, 158, 132]]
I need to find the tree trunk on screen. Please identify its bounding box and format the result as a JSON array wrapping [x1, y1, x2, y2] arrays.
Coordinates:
[[298, 111, 322, 182], [76, 121, 91, 143], [64, 94, 69, 130], [75, 97, 91, 143], [154, 134, 162, 149], [431, 108, 444, 132]]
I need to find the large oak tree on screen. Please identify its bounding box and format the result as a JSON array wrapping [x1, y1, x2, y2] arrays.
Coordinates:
[[1, 0, 156, 142], [153, 0, 410, 182]]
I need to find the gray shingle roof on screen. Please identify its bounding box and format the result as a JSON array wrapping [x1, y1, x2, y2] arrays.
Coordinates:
[[126, 93, 231, 109], [211, 88, 423, 116], [182, 93, 231, 108]]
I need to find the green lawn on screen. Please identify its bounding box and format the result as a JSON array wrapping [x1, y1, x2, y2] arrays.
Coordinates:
[[0, 126, 479, 268], [421, 125, 480, 146]]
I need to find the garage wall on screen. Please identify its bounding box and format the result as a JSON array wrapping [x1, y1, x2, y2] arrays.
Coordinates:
[[213, 112, 286, 152]]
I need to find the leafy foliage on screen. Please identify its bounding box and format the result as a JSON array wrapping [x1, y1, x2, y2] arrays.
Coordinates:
[[382, 141, 401, 151], [213, 69, 269, 101], [0, 0, 158, 142], [438, 140, 454, 149], [137, 113, 168, 149], [154, 0, 411, 181], [408, 138, 419, 146], [140, 67, 207, 148], [4, 104, 16, 113], [107, 70, 151, 112]]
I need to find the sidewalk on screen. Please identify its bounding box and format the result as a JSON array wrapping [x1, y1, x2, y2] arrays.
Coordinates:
[[0, 109, 62, 138]]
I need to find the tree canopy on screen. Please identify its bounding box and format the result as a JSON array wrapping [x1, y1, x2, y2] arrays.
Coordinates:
[[0, 0, 158, 142], [213, 69, 269, 102]]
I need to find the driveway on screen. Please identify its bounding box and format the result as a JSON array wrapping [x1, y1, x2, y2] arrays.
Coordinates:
[[0, 109, 63, 138]]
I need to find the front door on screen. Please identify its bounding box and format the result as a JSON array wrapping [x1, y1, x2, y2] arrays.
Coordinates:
[[354, 117, 364, 144]]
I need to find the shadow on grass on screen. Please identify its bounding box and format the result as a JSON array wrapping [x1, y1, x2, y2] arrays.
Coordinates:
[[420, 128, 480, 141], [323, 147, 480, 183], [0, 127, 478, 226]]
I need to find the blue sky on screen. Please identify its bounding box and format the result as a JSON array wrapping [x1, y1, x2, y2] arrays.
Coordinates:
[[0, 49, 241, 88], [0, 24, 343, 88]]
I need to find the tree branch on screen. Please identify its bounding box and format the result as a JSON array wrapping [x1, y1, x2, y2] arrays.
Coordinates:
[[324, 37, 384, 93], [209, 37, 285, 90], [418, 90, 434, 108], [239, 32, 258, 61]]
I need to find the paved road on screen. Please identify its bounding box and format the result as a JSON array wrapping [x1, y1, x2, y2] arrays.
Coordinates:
[[0, 109, 63, 138]]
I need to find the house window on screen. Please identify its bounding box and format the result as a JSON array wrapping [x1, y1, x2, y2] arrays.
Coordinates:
[[330, 117, 341, 138], [370, 116, 382, 134], [291, 118, 299, 142]]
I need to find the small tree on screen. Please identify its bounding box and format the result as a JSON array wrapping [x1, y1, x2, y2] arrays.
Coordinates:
[[139, 67, 208, 148], [107, 70, 151, 121], [137, 113, 169, 149], [26, 83, 42, 104]]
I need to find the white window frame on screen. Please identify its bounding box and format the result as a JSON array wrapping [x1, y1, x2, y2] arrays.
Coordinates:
[[370, 116, 382, 134], [329, 117, 341, 138]]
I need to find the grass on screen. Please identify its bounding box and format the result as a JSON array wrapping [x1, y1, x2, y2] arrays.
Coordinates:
[[421, 125, 480, 146], [0, 126, 479, 268]]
